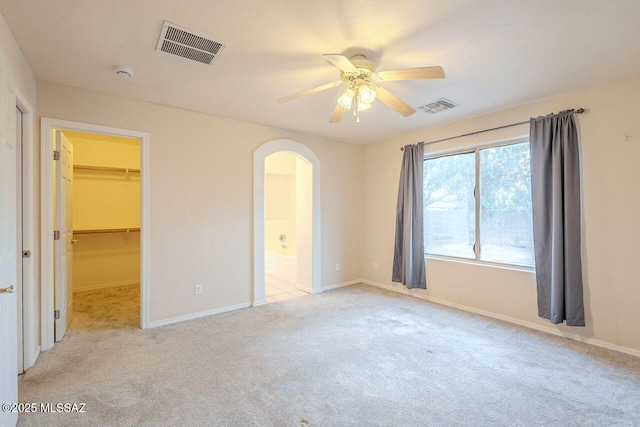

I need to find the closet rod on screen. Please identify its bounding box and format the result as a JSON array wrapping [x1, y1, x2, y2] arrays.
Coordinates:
[[74, 164, 140, 173], [73, 228, 140, 235], [400, 108, 586, 150]]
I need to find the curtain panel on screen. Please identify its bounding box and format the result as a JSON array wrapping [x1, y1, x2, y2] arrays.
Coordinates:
[[392, 143, 426, 289], [529, 110, 585, 326]]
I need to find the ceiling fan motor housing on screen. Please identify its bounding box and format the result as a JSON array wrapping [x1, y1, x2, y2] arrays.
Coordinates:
[[349, 54, 375, 72]]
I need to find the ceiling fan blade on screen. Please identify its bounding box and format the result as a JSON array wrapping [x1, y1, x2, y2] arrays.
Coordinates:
[[278, 81, 340, 104], [378, 66, 445, 81], [329, 104, 347, 123], [375, 86, 416, 117], [323, 54, 358, 73]]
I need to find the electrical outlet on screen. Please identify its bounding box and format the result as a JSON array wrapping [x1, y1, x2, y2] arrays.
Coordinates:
[[335, 263, 340, 272], [373, 262, 379, 271], [195, 284, 203, 295]]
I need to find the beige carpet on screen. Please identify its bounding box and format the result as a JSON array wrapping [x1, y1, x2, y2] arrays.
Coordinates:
[[71, 284, 140, 331], [18, 284, 640, 426]]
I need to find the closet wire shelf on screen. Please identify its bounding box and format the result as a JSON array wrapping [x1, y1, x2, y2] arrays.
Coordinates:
[[73, 164, 140, 173], [73, 228, 140, 235]]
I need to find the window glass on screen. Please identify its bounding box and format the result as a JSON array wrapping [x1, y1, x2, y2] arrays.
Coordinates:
[[423, 152, 475, 259], [423, 140, 535, 268], [479, 143, 534, 266]]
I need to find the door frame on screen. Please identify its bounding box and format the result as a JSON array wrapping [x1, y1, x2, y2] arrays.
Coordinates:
[[253, 139, 321, 305], [16, 104, 23, 373], [40, 118, 150, 351], [16, 88, 37, 371]]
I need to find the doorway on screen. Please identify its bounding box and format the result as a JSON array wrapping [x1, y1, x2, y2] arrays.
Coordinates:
[[60, 130, 141, 333], [40, 119, 150, 352], [253, 139, 322, 306], [264, 152, 313, 303]]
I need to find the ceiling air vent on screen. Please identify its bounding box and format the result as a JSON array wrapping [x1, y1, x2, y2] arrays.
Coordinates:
[[156, 21, 227, 65], [417, 98, 458, 114]]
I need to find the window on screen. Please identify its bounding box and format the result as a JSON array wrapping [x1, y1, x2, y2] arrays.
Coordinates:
[[423, 141, 535, 267]]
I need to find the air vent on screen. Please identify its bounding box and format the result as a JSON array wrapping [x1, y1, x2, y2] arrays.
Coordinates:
[[156, 21, 227, 65], [417, 98, 458, 114]]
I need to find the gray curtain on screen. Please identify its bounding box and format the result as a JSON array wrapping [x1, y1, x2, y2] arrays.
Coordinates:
[[392, 143, 426, 289], [529, 110, 584, 326]]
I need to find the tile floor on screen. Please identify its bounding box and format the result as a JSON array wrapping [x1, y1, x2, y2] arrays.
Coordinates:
[[265, 274, 310, 303]]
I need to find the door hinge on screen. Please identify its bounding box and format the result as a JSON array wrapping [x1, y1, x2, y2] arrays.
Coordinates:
[[53, 230, 60, 241], [54, 310, 60, 320], [22, 250, 31, 258], [53, 150, 60, 161]]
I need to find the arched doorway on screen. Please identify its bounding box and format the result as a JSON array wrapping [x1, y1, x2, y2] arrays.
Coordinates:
[[253, 139, 321, 305]]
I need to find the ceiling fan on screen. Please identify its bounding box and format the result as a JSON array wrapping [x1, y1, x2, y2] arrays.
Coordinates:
[[278, 54, 445, 123]]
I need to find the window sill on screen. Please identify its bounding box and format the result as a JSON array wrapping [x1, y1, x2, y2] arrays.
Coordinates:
[[425, 254, 535, 274]]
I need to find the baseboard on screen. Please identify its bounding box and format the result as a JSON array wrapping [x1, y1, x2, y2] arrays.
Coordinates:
[[148, 302, 252, 328], [74, 280, 139, 293], [147, 280, 359, 328], [361, 279, 640, 358], [362, 280, 415, 296], [322, 280, 360, 291]]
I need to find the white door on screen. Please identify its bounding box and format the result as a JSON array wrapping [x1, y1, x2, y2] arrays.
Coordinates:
[[54, 131, 73, 341], [0, 41, 18, 427]]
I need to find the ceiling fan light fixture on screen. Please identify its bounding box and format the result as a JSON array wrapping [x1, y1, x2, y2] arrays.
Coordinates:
[[278, 53, 444, 123], [338, 88, 355, 109], [358, 85, 376, 104]]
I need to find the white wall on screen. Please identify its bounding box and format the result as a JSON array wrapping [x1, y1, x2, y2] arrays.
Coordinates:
[[0, 13, 35, 104], [295, 156, 313, 291], [37, 81, 363, 323], [265, 152, 297, 257], [362, 75, 640, 353], [72, 232, 140, 292], [0, 10, 39, 365]]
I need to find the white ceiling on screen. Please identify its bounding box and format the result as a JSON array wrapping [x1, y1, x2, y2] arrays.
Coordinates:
[[1, 0, 640, 145]]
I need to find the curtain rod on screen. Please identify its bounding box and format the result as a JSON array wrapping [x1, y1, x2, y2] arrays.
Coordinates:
[[400, 108, 586, 150]]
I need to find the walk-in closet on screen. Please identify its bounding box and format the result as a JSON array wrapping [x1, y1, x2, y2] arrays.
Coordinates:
[[66, 130, 141, 330]]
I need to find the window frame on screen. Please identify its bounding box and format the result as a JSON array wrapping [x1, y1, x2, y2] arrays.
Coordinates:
[[423, 136, 535, 271]]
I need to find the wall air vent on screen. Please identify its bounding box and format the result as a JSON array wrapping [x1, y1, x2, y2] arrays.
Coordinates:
[[417, 98, 458, 114], [156, 21, 227, 65]]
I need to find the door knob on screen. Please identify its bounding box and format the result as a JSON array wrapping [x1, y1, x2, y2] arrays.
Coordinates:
[[0, 285, 14, 294]]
